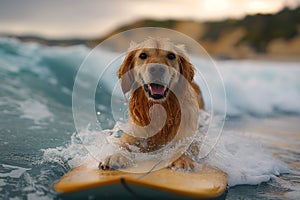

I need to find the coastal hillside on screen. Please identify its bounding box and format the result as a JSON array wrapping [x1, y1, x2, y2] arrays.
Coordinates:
[[11, 6, 300, 60], [88, 6, 300, 59]]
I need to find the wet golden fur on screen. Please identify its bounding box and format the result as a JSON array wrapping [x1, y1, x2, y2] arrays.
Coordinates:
[[99, 38, 204, 170]]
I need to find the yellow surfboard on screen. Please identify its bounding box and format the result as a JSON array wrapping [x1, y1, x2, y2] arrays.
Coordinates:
[[54, 165, 228, 199]]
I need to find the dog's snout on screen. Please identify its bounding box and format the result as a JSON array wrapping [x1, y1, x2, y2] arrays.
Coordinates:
[[148, 64, 166, 76]]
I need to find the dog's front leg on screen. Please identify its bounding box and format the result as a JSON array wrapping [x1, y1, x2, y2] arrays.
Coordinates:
[[98, 153, 133, 170], [169, 154, 195, 170]]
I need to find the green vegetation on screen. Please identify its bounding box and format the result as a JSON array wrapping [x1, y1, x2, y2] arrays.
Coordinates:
[[203, 6, 300, 52], [138, 19, 176, 29], [108, 19, 177, 34], [201, 19, 240, 41]]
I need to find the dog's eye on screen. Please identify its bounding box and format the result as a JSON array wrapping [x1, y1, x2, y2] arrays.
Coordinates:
[[167, 52, 176, 60], [139, 52, 148, 60]]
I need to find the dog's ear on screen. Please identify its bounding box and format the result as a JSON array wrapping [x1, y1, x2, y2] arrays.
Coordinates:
[[118, 51, 136, 94], [179, 55, 195, 83]]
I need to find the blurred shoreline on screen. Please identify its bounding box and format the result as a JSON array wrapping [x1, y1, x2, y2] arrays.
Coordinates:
[[3, 34, 299, 62], [1, 6, 300, 61]]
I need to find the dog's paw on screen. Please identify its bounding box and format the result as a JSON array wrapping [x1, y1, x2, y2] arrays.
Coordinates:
[[98, 153, 132, 170], [169, 154, 195, 170]]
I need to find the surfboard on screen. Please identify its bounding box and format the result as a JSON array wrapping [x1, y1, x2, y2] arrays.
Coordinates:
[[54, 165, 228, 199]]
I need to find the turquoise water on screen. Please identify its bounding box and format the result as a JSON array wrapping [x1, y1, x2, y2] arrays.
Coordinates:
[[0, 37, 300, 199]]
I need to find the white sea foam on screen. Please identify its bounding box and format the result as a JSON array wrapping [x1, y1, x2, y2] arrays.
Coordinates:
[[0, 164, 30, 178], [43, 114, 288, 187], [19, 99, 54, 124], [204, 131, 288, 186]]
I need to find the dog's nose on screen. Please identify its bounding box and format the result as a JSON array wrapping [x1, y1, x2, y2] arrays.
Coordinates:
[[148, 64, 166, 76]]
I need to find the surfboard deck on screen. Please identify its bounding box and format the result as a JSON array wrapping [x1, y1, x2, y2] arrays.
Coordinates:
[[54, 165, 227, 199]]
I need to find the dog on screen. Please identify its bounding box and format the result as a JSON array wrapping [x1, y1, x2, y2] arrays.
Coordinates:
[[99, 37, 204, 170]]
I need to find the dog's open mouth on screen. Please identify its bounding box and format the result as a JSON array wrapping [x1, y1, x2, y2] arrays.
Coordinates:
[[144, 83, 169, 100]]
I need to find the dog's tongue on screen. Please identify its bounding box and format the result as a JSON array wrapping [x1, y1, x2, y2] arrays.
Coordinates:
[[149, 84, 165, 95]]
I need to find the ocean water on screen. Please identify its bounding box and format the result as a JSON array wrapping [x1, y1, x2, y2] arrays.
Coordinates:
[[0, 37, 300, 199]]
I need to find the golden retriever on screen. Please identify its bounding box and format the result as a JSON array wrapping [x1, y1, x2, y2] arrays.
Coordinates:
[[99, 37, 204, 170]]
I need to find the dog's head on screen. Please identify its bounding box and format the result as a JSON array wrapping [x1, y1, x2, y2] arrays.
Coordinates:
[[118, 38, 195, 101]]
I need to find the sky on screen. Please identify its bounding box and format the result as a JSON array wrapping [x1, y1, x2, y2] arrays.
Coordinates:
[[0, 0, 299, 39]]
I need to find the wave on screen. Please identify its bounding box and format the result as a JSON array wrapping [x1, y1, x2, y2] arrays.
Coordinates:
[[1, 37, 299, 119], [0, 37, 295, 193], [217, 60, 300, 116]]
